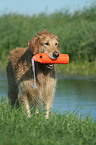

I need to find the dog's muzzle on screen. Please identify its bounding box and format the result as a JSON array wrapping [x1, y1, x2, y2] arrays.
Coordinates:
[[53, 51, 60, 59], [44, 51, 60, 69]]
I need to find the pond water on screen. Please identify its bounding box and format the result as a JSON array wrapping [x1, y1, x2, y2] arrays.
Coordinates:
[[0, 71, 96, 120]]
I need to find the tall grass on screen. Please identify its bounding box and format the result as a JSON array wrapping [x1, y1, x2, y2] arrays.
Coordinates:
[[0, 6, 96, 76], [0, 97, 96, 145], [0, 6, 96, 62]]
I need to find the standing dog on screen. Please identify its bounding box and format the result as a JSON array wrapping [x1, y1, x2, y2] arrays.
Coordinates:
[[6, 30, 60, 118]]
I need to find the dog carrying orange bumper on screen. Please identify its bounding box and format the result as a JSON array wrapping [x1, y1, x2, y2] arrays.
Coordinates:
[[32, 53, 69, 64]]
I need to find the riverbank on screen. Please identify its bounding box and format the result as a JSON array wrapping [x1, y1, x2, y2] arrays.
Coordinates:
[[56, 60, 96, 77], [0, 98, 96, 145]]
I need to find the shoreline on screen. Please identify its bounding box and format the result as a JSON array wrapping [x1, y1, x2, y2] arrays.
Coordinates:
[[0, 60, 96, 81], [57, 73, 96, 81]]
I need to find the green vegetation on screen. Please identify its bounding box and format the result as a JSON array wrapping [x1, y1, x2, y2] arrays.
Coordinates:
[[0, 6, 96, 76], [0, 97, 96, 145]]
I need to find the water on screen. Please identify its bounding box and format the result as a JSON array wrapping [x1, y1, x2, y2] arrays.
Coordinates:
[[53, 78, 96, 119], [0, 71, 7, 98], [0, 71, 96, 120]]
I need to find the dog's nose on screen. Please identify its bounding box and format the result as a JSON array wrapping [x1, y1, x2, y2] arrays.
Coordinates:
[[53, 51, 60, 58]]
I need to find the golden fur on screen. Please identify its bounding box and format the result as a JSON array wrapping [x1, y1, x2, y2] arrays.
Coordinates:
[[6, 30, 60, 118]]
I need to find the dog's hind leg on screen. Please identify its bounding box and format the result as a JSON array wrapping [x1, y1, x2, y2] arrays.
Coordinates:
[[8, 84, 19, 107], [6, 61, 19, 107]]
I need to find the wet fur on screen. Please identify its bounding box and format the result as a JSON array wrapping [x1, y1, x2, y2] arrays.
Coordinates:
[[6, 30, 60, 118]]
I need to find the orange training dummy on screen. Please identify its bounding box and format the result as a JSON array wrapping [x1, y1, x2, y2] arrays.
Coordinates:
[[32, 53, 69, 64], [32, 53, 69, 88]]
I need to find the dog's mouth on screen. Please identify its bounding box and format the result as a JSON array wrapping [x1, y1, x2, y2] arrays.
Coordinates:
[[44, 64, 54, 69]]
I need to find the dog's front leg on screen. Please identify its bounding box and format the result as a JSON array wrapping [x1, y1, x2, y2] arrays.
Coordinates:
[[19, 94, 31, 117], [44, 97, 53, 119], [24, 99, 31, 117]]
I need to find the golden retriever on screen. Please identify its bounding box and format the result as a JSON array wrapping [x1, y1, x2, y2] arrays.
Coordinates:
[[6, 30, 60, 119]]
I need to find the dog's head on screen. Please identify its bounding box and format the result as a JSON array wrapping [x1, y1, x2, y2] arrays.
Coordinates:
[[28, 30, 60, 69]]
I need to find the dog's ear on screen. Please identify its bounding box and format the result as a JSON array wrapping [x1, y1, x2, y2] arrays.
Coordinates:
[[28, 36, 39, 54]]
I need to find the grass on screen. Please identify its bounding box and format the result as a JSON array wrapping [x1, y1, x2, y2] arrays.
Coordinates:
[[0, 97, 96, 145]]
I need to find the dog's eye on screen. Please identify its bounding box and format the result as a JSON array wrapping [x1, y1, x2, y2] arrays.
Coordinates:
[[55, 43, 58, 46], [44, 42, 49, 46]]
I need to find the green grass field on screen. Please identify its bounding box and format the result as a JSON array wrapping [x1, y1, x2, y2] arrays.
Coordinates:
[[0, 97, 96, 145]]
